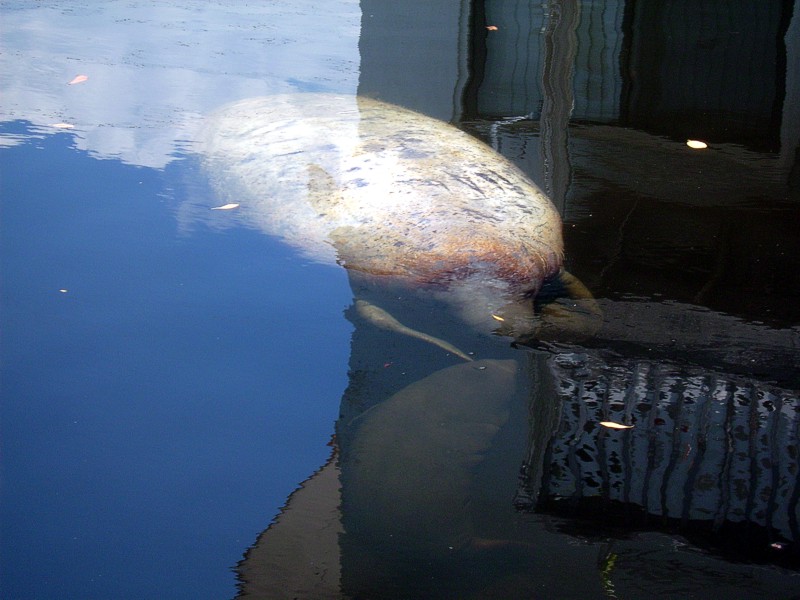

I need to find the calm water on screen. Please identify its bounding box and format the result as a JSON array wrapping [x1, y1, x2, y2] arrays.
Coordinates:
[[1, 1, 798, 599]]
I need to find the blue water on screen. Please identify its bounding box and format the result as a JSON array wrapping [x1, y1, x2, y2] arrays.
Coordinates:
[[1, 126, 351, 598]]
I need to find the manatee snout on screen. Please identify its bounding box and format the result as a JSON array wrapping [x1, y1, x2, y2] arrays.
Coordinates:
[[453, 269, 602, 342], [488, 297, 538, 339]]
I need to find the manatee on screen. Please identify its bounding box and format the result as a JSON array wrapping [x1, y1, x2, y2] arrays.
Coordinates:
[[202, 93, 585, 337]]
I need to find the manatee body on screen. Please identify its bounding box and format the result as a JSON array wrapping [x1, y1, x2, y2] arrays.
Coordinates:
[[202, 93, 563, 335]]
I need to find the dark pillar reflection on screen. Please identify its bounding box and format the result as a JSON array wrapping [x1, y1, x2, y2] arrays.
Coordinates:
[[620, 0, 795, 152], [539, 0, 579, 212]]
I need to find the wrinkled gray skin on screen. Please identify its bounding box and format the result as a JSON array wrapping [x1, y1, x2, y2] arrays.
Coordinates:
[[202, 93, 565, 337]]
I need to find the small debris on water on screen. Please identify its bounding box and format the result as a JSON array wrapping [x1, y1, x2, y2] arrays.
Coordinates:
[[599, 421, 634, 430], [770, 542, 788, 550]]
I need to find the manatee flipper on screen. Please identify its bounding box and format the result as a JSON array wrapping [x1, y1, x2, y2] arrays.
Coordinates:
[[534, 269, 602, 341], [355, 299, 474, 362]]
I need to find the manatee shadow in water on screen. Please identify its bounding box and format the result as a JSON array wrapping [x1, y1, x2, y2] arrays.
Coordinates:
[[337, 358, 517, 555], [235, 357, 533, 599]]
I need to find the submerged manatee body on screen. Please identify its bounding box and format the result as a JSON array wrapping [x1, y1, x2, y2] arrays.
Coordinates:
[[203, 93, 564, 335]]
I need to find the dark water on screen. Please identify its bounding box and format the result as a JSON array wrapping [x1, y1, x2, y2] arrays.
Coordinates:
[[1, 1, 798, 599]]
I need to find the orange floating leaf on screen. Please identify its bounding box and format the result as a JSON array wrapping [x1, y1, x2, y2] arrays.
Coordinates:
[[486, 25, 499, 31], [599, 421, 634, 430], [68, 75, 89, 85], [210, 203, 240, 210], [686, 139, 707, 149]]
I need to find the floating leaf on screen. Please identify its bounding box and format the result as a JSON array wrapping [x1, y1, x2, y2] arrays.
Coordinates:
[[210, 203, 240, 210], [771, 542, 788, 550], [50, 123, 75, 129], [599, 421, 634, 430], [68, 75, 89, 85], [486, 25, 498, 31], [686, 139, 707, 149]]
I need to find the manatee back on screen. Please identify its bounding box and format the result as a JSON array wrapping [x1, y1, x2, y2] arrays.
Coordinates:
[[202, 93, 563, 292]]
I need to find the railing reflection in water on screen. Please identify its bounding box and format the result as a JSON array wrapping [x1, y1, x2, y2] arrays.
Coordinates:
[[518, 350, 800, 566]]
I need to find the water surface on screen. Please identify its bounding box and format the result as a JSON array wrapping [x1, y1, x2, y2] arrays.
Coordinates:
[[1, 1, 798, 598]]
